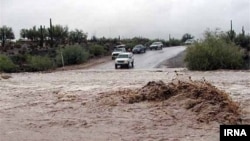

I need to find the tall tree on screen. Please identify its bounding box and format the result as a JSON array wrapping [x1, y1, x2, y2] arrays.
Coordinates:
[[20, 29, 28, 39], [39, 25, 48, 47], [51, 25, 69, 45], [235, 27, 250, 51], [20, 26, 39, 41], [181, 33, 194, 42], [0, 26, 15, 47], [69, 29, 87, 44]]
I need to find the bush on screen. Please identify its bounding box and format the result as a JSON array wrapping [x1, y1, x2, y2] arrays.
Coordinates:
[[235, 34, 250, 51], [185, 31, 244, 70], [169, 39, 182, 46], [27, 55, 54, 71], [56, 45, 89, 66], [89, 44, 106, 57], [0, 55, 16, 72], [10, 54, 28, 65]]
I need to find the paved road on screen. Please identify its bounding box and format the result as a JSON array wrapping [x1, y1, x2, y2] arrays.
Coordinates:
[[90, 46, 186, 70]]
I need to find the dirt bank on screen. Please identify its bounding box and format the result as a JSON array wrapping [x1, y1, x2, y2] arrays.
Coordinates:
[[54, 56, 111, 71], [102, 80, 241, 124]]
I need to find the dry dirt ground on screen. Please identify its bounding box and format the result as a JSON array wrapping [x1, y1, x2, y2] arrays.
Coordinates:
[[0, 68, 249, 141], [54, 56, 112, 71]]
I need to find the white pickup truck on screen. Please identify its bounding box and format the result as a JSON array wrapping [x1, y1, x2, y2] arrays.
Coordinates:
[[149, 42, 163, 50], [115, 52, 134, 69]]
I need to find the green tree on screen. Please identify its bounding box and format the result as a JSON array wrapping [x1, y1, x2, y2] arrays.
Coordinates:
[[181, 33, 194, 42], [235, 34, 250, 51], [20, 26, 39, 41], [69, 29, 87, 44], [227, 30, 236, 42], [0, 26, 15, 47], [20, 29, 28, 39], [20, 26, 48, 47], [235, 27, 250, 51], [51, 25, 69, 46]]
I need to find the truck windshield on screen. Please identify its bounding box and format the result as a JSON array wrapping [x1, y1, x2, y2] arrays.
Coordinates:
[[152, 42, 161, 45], [134, 45, 141, 48], [114, 48, 123, 52], [117, 54, 129, 58]]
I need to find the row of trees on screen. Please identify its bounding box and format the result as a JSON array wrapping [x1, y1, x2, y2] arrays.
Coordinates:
[[0, 20, 88, 48], [20, 25, 87, 46], [1, 20, 193, 49], [0, 21, 249, 51], [0, 26, 15, 47]]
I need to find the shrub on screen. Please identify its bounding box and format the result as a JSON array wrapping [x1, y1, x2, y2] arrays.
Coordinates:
[[235, 34, 250, 51], [56, 45, 89, 66], [27, 55, 54, 71], [169, 39, 182, 46], [10, 54, 28, 65], [0, 54, 16, 72], [185, 31, 244, 70], [89, 44, 106, 57]]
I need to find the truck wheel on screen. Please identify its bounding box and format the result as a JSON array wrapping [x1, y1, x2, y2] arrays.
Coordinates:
[[127, 64, 130, 69], [115, 64, 118, 69]]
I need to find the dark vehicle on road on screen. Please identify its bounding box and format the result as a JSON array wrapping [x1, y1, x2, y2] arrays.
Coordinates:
[[132, 44, 146, 54], [149, 42, 163, 50]]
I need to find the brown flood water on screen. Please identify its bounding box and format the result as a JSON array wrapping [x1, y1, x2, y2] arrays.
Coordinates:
[[0, 69, 249, 141]]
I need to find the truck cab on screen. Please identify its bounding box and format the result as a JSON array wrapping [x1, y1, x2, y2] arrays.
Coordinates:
[[111, 44, 127, 60]]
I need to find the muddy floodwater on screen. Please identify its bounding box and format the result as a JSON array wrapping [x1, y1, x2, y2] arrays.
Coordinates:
[[0, 68, 249, 141]]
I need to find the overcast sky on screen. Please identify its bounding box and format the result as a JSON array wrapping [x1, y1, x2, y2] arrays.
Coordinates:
[[1, 0, 250, 40]]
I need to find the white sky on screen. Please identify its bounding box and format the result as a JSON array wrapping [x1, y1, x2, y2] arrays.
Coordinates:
[[1, 0, 250, 40]]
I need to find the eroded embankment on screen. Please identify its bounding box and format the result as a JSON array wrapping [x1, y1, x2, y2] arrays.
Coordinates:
[[96, 79, 241, 124]]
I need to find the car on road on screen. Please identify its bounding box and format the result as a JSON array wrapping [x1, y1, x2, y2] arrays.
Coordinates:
[[111, 44, 126, 60], [132, 44, 146, 54], [115, 52, 134, 69], [184, 39, 195, 45], [149, 42, 163, 50]]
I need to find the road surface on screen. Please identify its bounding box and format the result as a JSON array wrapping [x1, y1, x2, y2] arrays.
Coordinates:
[[91, 46, 186, 70]]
